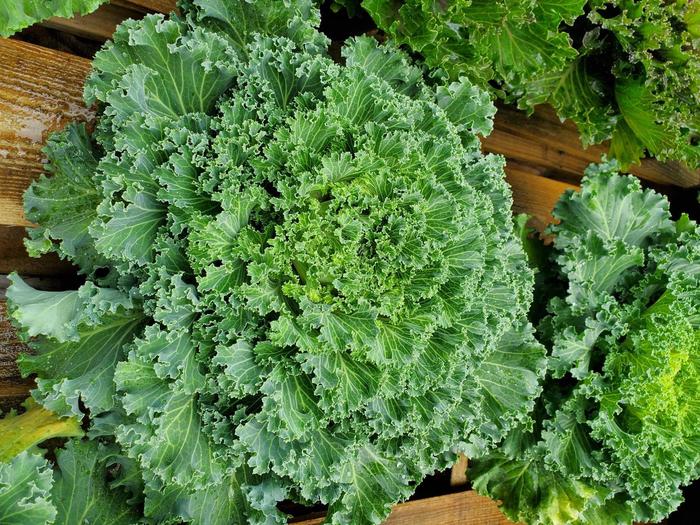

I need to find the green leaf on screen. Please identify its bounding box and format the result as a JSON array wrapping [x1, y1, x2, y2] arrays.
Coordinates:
[[328, 447, 413, 525], [470, 451, 609, 525], [8, 275, 144, 417], [23, 124, 106, 275], [549, 162, 674, 250], [52, 440, 140, 525], [0, 452, 56, 525], [0, 399, 83, 462], [0, 0, 108, 37], [615, 77, 699, 166]]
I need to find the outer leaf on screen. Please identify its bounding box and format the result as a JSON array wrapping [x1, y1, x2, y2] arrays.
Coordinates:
[[0, 399, 83, 462], [51, 440, 140, 525], [0, 452, 56, 525], [7, 275, 144, 417], [0, 0, 108, 37], [23, 124, 106, 276]]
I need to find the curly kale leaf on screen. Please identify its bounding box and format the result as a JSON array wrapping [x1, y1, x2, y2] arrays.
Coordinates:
[[0, 452, 56, 525], [0, 400, 138, 525], [9, 1, 543, 523], [471, 162, 700, 525], [361, 1, 700, 170], [7, 275, 144, 418], [0, 0, 109, 37]]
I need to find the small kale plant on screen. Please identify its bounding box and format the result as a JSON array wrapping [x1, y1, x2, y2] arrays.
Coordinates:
[[359, 1, 700, 170], [471, 162, 700, 524], [5, 1, 543, 523]]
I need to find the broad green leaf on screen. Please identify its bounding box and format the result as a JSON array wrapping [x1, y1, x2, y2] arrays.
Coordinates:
[[0, 452, 56, 525], [52, 440, 139, 525], [8, 275, 144, 417], [0, 0, 107, 37], [0, 399, 82, 462]]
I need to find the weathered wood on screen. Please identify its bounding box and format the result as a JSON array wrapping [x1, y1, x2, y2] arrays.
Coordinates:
[[291, 491, 513, 525], [0, 226, 74, 276], [0, 39, 94, 227], [505, 163, 579, 233], [0, 300, 34, 411], [113, 0, 177, 12], [450, 454, 469, 487], [483, 104, 700, 189], [43, 3, 146, 41]]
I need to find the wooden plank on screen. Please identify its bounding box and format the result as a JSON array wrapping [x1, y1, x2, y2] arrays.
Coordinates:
[[0, 39, 94, 228], [483, 104, 700, 188], [0, 300, 34, 411], [0, 226, 74, 276], [505, 163, 579, 234], [291, 491, 513, 525], [113, 0, 177, 13], [43, 3, 145, 41], [450, 454, 469, 487]]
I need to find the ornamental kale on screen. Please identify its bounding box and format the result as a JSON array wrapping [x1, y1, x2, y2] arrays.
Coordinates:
[[0, 0, 109, 37], [5, 1, 543, 523], [0, 400, 140, 525], [359, 1, 700, 170], [470, 163, 700, 524]]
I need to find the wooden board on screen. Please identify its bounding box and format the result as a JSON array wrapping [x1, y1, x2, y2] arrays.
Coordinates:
[[483, 104, 700, 189], [114, 0, 177, 12], [0, 300, 34, 412], [0, 226, 74, 276], [291, 491, 514, 525], [43, 1, 178, 41], [0, 39, 94, 228], [505, 163, 579, 233], [44, 3, 146, 41]]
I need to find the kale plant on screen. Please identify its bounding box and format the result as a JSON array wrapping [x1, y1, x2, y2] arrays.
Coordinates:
[[5, 1, 543, 523], [359, 1, 700, 170], [471, 163, 700, 524]]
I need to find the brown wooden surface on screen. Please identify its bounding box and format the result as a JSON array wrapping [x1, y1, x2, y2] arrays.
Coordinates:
[[44, 3, 146, 41], [0, 39, 94, 228], [291, 491, 513, 525], [505, 163, 579, 233], [0, 300, 34, 412], [0, 226, 74, 276], [484, 104, 700, 189], [114, 0, 177, 12], [450, 454, 469, 487]]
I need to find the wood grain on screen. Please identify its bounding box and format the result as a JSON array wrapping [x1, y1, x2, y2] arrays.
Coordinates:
[[0, 226, 74, 276], [505, 163, 580, 233], [113, 0, 177, 12], [43, 3, 146, 41], [450, 454, 469, 487], [483, 104, 700, 189], [0, 39, 94, 227], [0, 300, 34, 412], [291, 491, 514, 525]]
